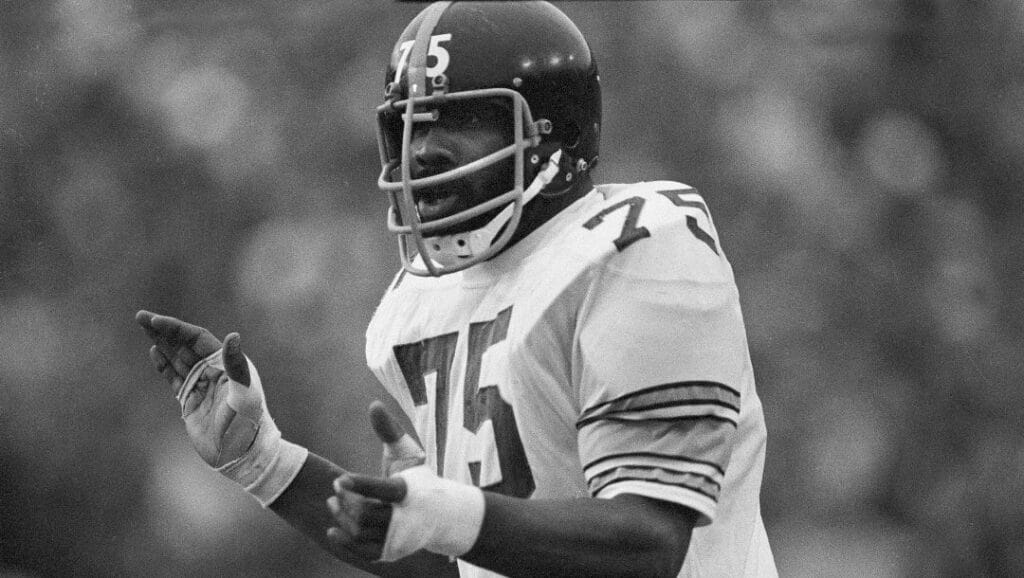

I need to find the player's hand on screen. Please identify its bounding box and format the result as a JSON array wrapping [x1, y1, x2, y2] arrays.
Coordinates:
[[326, 403, 484, 562], [326, 402, 412, 560], [135, 310, 259, 467], [326, 469, 408, 561]]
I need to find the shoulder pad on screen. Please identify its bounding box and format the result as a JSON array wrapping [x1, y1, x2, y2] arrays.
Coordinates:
[[572, 182, 733, 283]]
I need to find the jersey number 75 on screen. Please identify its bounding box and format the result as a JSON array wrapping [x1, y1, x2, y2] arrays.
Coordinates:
[[393, 306, 535, 498]]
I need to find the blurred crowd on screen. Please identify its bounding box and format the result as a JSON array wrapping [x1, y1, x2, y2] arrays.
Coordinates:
[[2, 1, 1023, 576]]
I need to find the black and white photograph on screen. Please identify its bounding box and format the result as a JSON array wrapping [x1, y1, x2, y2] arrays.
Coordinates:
[[1, 1, 1022, 576]]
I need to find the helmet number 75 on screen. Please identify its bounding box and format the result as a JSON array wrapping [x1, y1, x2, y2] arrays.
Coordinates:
[[393, 33, 453, 84]]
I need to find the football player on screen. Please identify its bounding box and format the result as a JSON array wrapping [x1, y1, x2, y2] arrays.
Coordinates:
[[137, 2, 777, 576]]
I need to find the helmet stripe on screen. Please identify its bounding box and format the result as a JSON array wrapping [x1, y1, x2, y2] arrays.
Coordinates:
[[406, 1, 450, 98]]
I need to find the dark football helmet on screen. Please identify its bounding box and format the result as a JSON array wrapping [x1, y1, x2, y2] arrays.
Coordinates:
[[376, 1, 601, 276]]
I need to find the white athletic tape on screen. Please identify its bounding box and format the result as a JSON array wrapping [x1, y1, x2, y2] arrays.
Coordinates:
[[178, 350, 263, 422], [180, 349, 307, 507], [379, 465, 485, 562], [178, 350, 221, 417]]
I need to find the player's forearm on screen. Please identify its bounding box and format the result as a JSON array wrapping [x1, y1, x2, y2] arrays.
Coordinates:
[[270, 451, 458, 578], [462, 493, 697, 577]]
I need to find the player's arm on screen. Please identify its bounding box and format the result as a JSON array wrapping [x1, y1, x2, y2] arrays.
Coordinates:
[[468, 491, 697, 577], [328, 407, 698, 577], [135, 311, 457, 578]]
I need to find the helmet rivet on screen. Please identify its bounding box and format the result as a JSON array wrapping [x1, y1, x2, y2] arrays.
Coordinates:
[[512, 77, 523, 88], [530, 154, 540, 165], [575, 158, 589, 172], [565, 172, 573, 182]]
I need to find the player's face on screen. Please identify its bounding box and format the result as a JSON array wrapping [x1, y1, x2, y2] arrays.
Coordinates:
[[408, 99, 515, 233]]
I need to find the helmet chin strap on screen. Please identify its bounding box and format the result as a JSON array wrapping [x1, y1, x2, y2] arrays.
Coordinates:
[[423, 150, 563, 268]]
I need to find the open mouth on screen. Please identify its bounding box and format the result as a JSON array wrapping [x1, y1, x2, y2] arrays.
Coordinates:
[[415, 188, 461, 222]]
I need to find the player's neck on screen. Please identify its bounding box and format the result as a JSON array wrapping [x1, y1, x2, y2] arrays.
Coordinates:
[[503, 174, 594, 252]]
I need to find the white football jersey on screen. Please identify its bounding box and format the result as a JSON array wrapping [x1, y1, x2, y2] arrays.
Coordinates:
[[366, 182, 777, 577]]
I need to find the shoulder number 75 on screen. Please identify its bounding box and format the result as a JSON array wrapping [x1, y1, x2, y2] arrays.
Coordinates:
[[582, 188, 719, 254]]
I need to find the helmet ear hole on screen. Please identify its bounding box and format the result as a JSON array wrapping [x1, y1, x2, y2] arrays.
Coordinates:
[[560, 121, 582, 150]]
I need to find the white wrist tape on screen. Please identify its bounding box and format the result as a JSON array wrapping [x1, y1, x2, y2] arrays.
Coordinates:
[[379, 465, 485, 562], [180, 350, 308, 507]]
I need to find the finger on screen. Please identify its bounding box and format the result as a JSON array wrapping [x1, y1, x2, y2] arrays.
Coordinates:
[[327, 495, 361, 537], [338, 473, 408, 504], [147, 344, 170, 376], [140, 312, 219, 379], [150, 314, 221, 356], [135, 309, 156, 331], [148, 345, 183, 394], [150, 315, 221, 376], [168, 350, 200, 378], [369, 401, 405, 444], [222, 332, 250, 387], [139, 312, 196, 374], [325, 525, 381, 562], [137, 310, 183, 349], [136, 310, 168, 348], [148, 313, 203, 346], [328, 493, 393, 546], [372, 402, 424, 476]]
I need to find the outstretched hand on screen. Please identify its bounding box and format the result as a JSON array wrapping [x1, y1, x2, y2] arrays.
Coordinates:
[[327, 403, 485, 562], [326, 470, 409, 561], [136, 310, 258, 467], [326, 402, 413, 561]]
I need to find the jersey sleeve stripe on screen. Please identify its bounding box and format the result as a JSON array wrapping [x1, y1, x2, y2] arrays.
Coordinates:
[[582, 451, 726, 477], [576, 400, 739, 429], [585, 413, 738, 428], [579, 381, 740, 422], [588, 465, 722, 500], [583, 453, 724, 482], [591, 474, 719, 503], [577, 382, 740, 429]]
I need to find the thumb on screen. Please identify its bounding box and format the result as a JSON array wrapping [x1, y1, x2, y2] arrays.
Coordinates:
[[370, 401, 425, 476], [222, 332, 263, 424], [369, 401, 405, 444], [223, 332, 250, 387]]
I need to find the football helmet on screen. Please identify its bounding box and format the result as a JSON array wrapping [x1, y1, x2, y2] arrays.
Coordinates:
[[376, 1, 601, 276]]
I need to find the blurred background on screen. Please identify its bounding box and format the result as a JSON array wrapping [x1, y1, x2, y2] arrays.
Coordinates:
[[2, 0, 1023, 576]]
